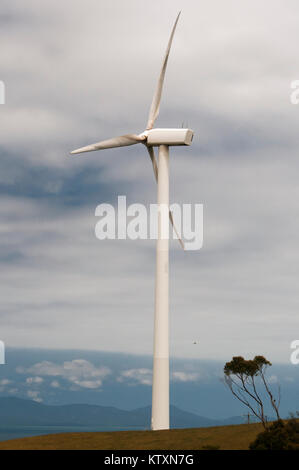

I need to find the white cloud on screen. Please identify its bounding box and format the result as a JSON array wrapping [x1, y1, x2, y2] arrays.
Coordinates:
[[0, 378, 12, 386], [50, 380, 60, 388], [284, 376, 295, 383], [118, 368, 201, 385], [27, 390, 43, 403], [267, 375, 278, 384], [0, 378, 12, 391], [26, 376, 44, 385], [18, 359, 111, 390], [118, 368, 152, 386], [70, 379, 104, 389], [171, 371, 200, 382]]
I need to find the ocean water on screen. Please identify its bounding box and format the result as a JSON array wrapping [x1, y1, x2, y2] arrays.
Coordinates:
[[0, 425, 146, 442]]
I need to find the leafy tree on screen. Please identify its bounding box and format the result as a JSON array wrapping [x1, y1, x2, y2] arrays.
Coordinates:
[[224, 356, 280, 429]]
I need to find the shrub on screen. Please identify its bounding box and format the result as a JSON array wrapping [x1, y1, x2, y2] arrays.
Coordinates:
[[249, 419, 299, 450]]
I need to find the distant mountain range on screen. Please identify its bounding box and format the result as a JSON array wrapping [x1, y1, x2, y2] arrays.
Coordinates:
[[0, 397, 249, 430]]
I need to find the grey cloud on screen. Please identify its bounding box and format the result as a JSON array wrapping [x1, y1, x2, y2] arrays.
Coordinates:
[[0, 0, 299, 363]]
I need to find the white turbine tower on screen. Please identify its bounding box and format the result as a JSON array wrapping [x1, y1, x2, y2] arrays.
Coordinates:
[[70, 12, 193, 431]]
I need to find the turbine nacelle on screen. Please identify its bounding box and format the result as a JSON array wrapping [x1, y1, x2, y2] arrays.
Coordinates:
[[146, 128, 193, 147]]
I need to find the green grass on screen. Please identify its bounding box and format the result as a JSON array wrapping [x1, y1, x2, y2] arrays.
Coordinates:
[[0, 422, 265, 450]]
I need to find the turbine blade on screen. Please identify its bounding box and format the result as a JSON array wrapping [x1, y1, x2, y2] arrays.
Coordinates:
[[146, 12, 181, 130], [147, 146, 158, 181], [169, 210, 184, 250], [146, 146, 184, 250], [70, 134, 144, 155]]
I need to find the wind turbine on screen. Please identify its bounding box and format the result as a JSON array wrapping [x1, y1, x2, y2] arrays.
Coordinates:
[[70, 12, 193, 431]]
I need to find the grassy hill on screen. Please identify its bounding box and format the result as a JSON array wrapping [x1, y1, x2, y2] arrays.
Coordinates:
[[0, 422, 264, 450]]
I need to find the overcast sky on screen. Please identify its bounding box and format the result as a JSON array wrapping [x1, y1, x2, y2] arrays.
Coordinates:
[[1, 0, 299, 364]]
